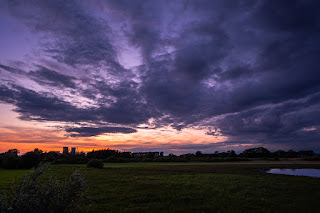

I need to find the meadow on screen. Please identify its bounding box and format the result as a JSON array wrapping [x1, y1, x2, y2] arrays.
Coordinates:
[[1, 161, 320, 213]]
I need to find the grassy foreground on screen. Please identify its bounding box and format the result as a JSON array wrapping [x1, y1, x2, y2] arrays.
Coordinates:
[[1, 161, 320, 213]]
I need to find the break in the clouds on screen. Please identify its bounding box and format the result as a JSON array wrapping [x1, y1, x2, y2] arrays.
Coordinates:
[[0, 0, 320, 152]]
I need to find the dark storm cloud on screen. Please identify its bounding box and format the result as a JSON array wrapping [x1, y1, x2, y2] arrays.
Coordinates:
[[1, 0, 320, 149], [29, 66, 76, 88], [252, 0, 320, 32], [66, 126, 137, 137], [0, 85, 18, 104], [78, 78, 156, 125], [0, 63, 76, 88], [105, 0, 166, 62], [0, 84, 94, 122], [0, 83, 151, 127], [0, 64, 25, 75], [6, 0, 123, 72], [215, 92, 320, 149], [137, 0, 320, 149]]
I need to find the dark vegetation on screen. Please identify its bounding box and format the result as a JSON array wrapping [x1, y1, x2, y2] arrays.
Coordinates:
[[87, 159, 104, 169], [0, 163, 88, 213], [0, 149, 87, 169], [0, 147, 318, 169]]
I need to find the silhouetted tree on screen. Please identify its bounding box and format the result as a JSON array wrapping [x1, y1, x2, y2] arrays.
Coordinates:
[[44, 151, 60, 162], [1, 149, 20, 169], [195, 151, 203, 157], [241, 147, 271, 158], [20, 148, 43, 169]]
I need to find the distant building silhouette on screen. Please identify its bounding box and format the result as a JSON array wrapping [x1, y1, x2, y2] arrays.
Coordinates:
[[71, 147, 76, 155], [132, 152, 147, 157], [63, 147, 69, 154], [132, 152, 163, 158]]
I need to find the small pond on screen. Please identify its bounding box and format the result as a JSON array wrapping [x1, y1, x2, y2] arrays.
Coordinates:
[[266, 168, 320, 178]]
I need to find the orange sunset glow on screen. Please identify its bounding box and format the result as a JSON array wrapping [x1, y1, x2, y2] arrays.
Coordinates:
[[1, 101, 229, 154]]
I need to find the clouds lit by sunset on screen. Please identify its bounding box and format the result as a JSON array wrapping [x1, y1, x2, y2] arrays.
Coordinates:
[[0, 0, 320, 154]]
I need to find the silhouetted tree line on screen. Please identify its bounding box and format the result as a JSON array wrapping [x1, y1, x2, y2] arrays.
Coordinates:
[[0, 148, 87, 169], [0, 147, 319, 169], [239, 147, 316, 158], [87, 149, 132, 159]]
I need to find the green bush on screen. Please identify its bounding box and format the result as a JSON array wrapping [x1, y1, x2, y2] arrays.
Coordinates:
[[0, 163, 89, 213], [87, 159, 104, 168]]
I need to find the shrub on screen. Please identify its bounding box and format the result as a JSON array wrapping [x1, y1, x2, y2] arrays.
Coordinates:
[[104, 155, 117, 163], [0, 163, 89, 213], [87, 159, 104, 168]]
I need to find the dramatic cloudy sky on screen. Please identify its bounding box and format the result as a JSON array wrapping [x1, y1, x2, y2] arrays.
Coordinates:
[[0, 0, 320, 154]]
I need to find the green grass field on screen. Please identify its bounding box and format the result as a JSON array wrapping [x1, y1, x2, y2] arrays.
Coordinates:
[[0, 168, 29, 193], [1, 161, 320, 213]]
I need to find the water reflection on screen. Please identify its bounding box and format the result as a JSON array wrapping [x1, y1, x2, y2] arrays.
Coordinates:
[[267, 168, 320, 178]]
